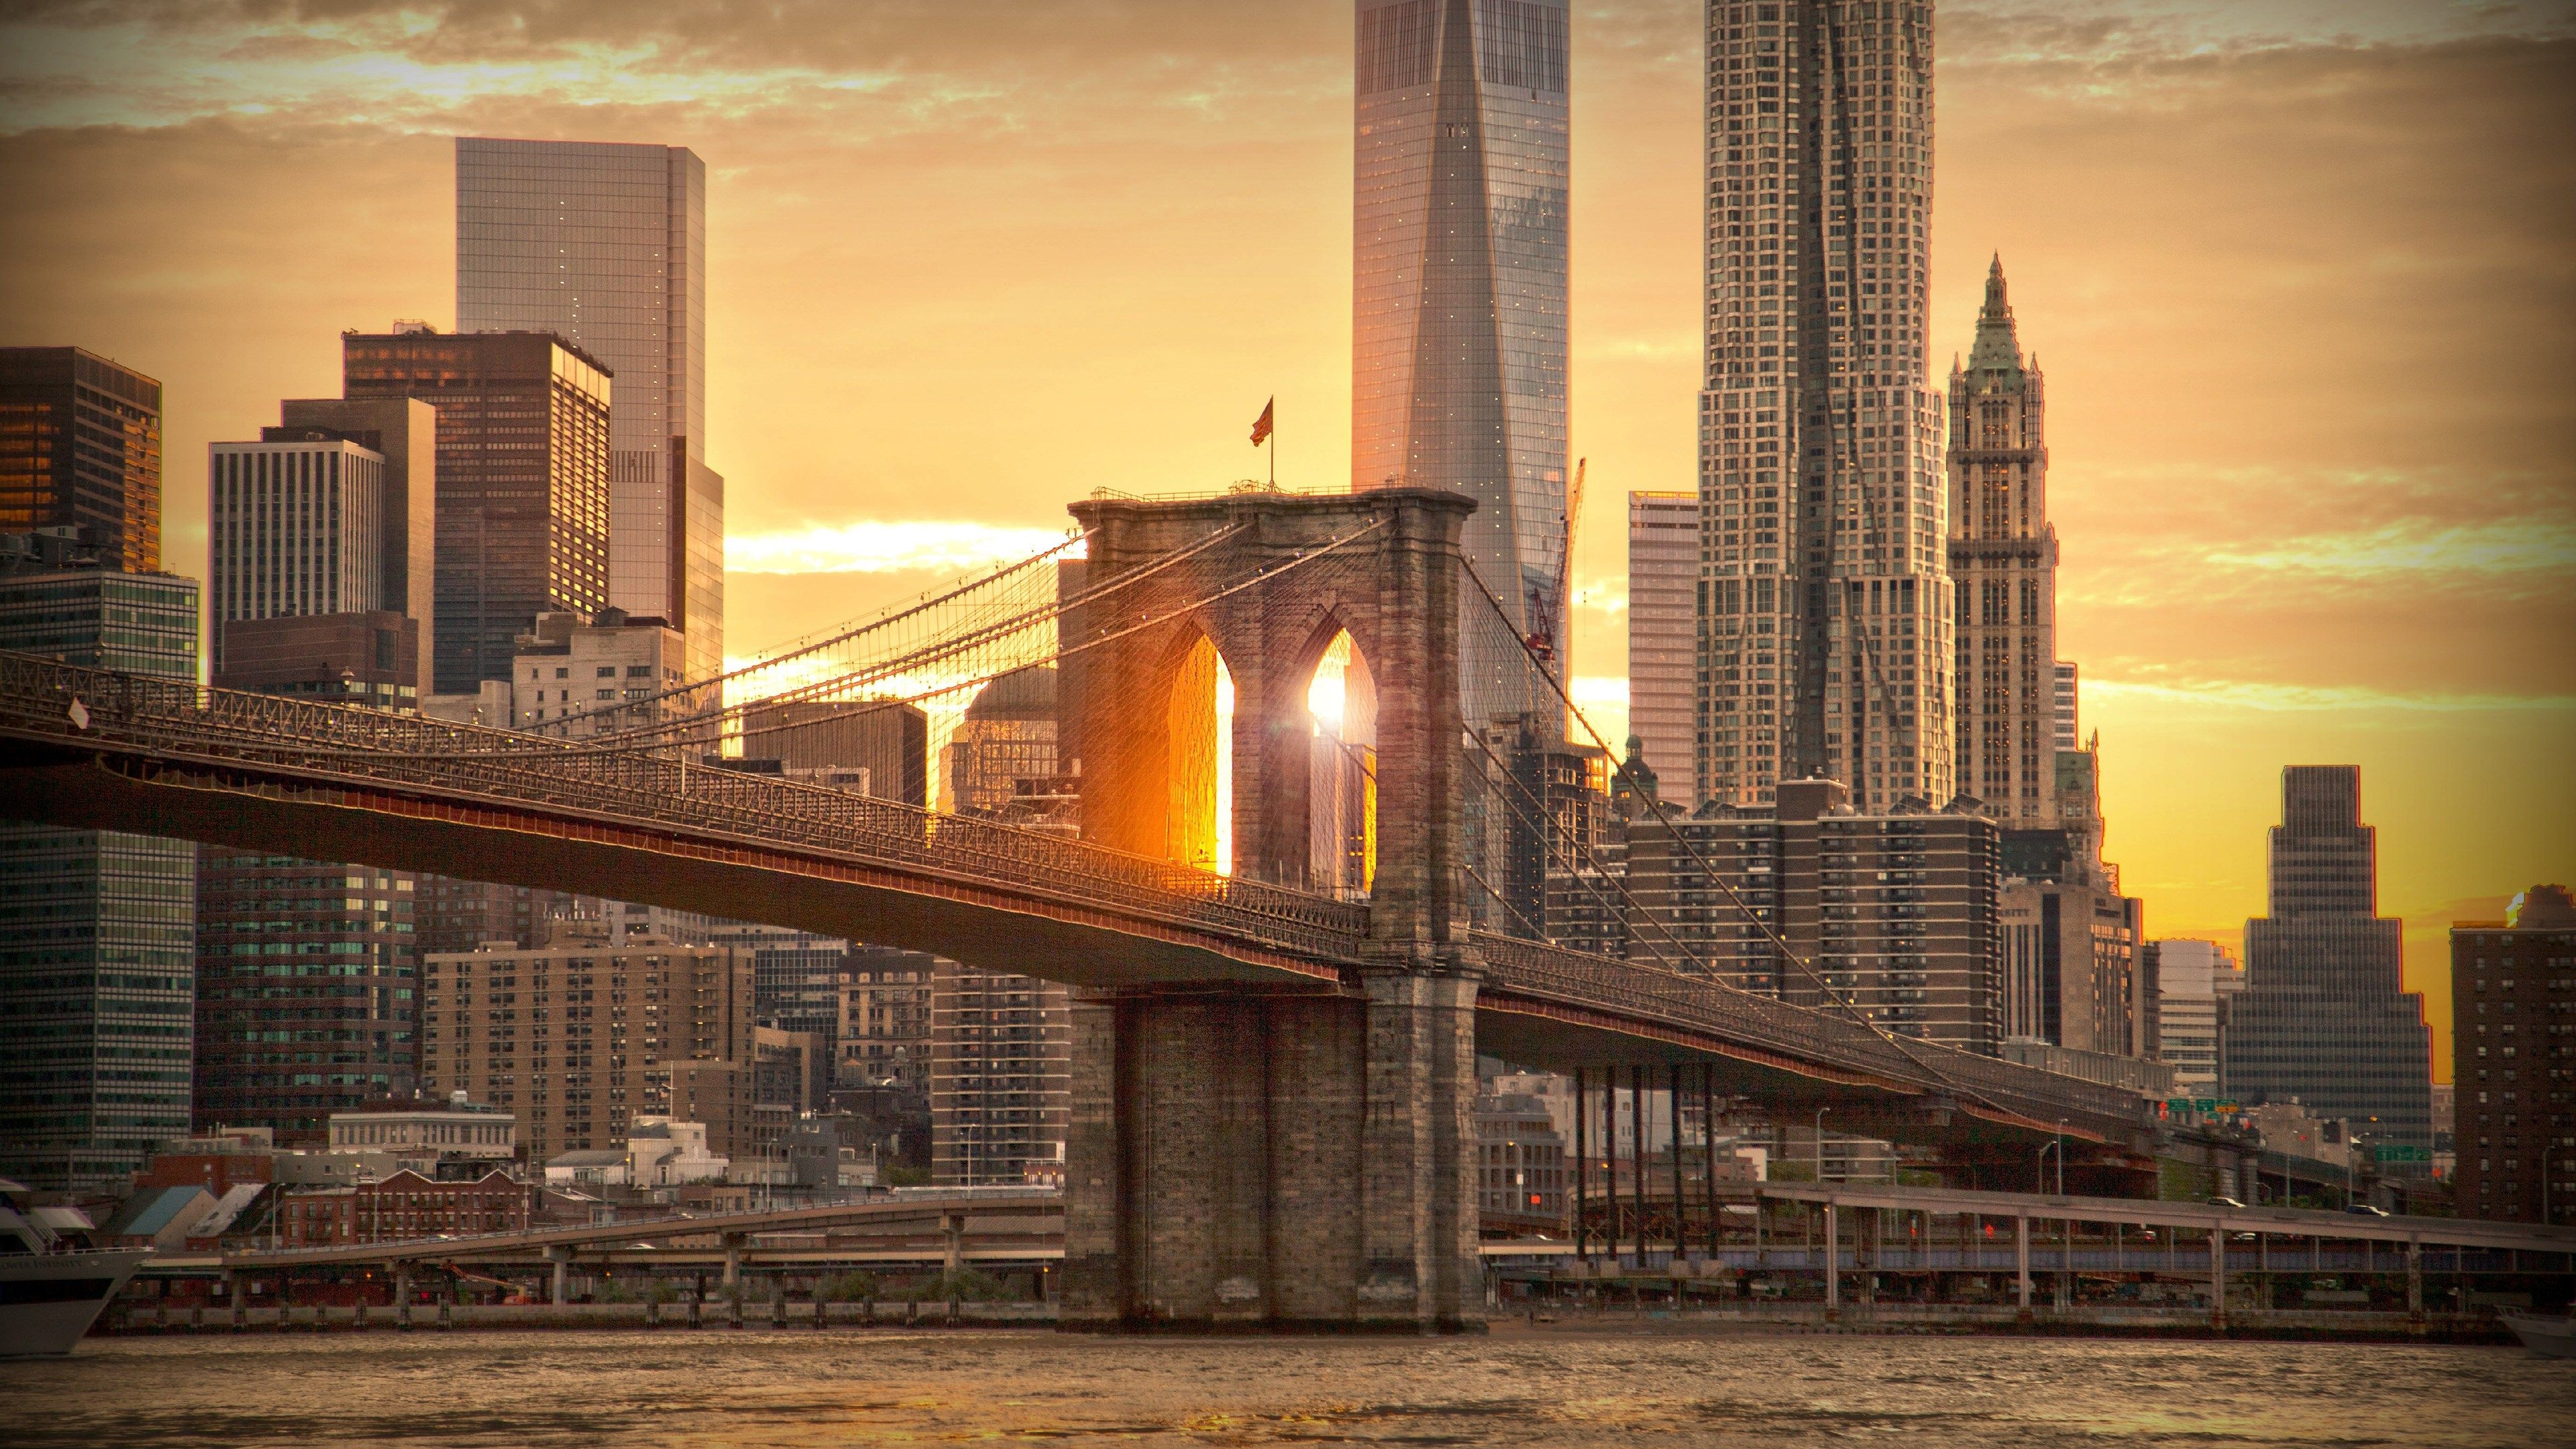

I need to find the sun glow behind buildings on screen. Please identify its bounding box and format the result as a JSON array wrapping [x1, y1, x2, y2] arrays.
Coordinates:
[[1216, 661, 1234, 876]]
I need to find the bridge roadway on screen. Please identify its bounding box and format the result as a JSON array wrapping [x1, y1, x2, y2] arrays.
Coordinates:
[[151, 1185, 2576, 1284], [1532, 1182, 2576, 1322], [198, 1191, 1063, 1272], [0, 651, 2148, 1152]]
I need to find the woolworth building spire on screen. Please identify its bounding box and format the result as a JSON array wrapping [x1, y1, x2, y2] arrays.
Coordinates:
[[1945, 256, 2059, 824]]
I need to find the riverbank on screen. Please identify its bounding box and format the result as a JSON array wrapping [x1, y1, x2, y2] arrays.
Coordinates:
[[99, 1297, 2520, 1344]]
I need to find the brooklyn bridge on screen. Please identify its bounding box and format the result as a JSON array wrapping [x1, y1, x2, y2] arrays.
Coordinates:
[[0, 486, 2153, 1333]]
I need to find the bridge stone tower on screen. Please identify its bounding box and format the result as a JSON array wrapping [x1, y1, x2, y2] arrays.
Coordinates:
[[1061, 487, 1483, 1332]]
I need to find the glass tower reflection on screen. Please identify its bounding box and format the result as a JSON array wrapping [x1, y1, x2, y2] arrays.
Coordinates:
[[1353, 0, 1570, 725], [455, 137, 723, 684]]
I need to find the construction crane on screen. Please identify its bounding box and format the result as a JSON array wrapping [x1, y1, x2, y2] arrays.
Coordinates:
[[1524, 457, 1585, 669]]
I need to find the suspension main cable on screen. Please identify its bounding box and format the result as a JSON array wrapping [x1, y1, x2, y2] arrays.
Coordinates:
[[304, 521, 1388, 764], [1458, 721, 1717, 979], [531, 521, 1249, 750], [1329, 722, 1627, 949], [529, 527, 1094, 736], [1458, 554, 2005, 1110]]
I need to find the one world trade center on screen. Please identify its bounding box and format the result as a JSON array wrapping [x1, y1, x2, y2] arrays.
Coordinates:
[[1352, 0, 1570, 726]]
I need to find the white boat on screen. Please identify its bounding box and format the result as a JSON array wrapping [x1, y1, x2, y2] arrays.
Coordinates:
[[2500, 1310, 2575, 1359], [0, 1191, 146, 1358]]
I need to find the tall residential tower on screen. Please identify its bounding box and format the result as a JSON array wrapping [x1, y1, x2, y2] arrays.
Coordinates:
[[456, 138, 723, 682], [1945, 258, 2058, 824], [1352, 0, 1570, 722], [1693, 0, 1949, 812]]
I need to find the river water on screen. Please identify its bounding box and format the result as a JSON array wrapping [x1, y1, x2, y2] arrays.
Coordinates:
[[3, 1328, 2569, 1446]]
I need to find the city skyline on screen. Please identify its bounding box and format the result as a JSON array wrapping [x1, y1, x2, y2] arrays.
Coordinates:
[[1, 2, 2569, 1071]]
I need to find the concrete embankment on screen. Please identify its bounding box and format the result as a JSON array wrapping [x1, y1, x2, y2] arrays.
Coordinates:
[[105, 1299, 2516, 1344], [105, 1299, 1056, 1335], [1495, 1302, 2517, 1344]]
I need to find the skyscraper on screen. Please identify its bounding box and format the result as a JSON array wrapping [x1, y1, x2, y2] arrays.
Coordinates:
[[199, 413, 431, 1140], [207, 431, 392, 669], [0, 536, 199, 1191], [456, 138, 724, 683], [1693, 0, 1949, 812], [2222, 767, 2434, 1170], [191, 855, 418, 1143], [340, 327, 612, 694], [0, 347, 163, 574], [1945, 258, 2059, 824], [1626, 491, 1697, 796], [275, 395, 438, 673], [1352, 0, 1570, 720]]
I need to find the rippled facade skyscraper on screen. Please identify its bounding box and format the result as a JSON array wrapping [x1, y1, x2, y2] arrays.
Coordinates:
[[1353, 0, 1570, 722], [1693, 1, 1951, 811]]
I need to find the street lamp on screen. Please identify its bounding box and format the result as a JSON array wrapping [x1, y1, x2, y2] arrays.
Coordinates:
[[2034, 1120, 2066, 1196], [1815, 1106, 1831, 1184]]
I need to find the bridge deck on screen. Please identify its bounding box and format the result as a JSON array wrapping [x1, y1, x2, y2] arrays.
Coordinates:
[[0, 651, 2152, 1146]]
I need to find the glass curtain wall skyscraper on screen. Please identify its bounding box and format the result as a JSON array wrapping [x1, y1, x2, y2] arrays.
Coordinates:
[[1352, 0, 1570, 724], [1693, 0, 1951, 811], [0, 347, 163, 574], [456, 138, 723, 683], [341, 327, 612, 694], [0, 556, 199, 1191]]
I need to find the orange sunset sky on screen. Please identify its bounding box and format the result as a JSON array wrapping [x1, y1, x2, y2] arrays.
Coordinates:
[[4, 2, 2571, 1078]]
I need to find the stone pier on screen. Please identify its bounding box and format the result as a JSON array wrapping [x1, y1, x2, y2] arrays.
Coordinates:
[[1061, 971, 1481, 1332]]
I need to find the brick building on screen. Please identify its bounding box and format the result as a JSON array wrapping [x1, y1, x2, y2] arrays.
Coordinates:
[[276, 1168, 533, 1246], [419, 922, 751, 1163], [1622, 778, 2002, 1051], [2452, 884, 2576, 1223]]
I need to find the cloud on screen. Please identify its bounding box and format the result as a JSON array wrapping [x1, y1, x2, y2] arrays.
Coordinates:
[[0, 1, 1351, 133], [1572, 578, 1625, 615], [1570, 676, 1629, 708], [728, 521, 1080, 576], [2200, 523, 2576, 581], [2084, 678, 2576, 712], [1565, 675, 1631, 751]]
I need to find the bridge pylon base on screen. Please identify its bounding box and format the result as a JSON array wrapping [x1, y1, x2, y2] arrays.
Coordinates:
[[1062, 969, 1482, 1334]]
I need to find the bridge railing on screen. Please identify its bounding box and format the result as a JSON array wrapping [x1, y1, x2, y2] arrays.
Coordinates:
[[1472, 932, 2149, 1130], [1, 651, 2156, 1134], [0, 651, 1369, 961]]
